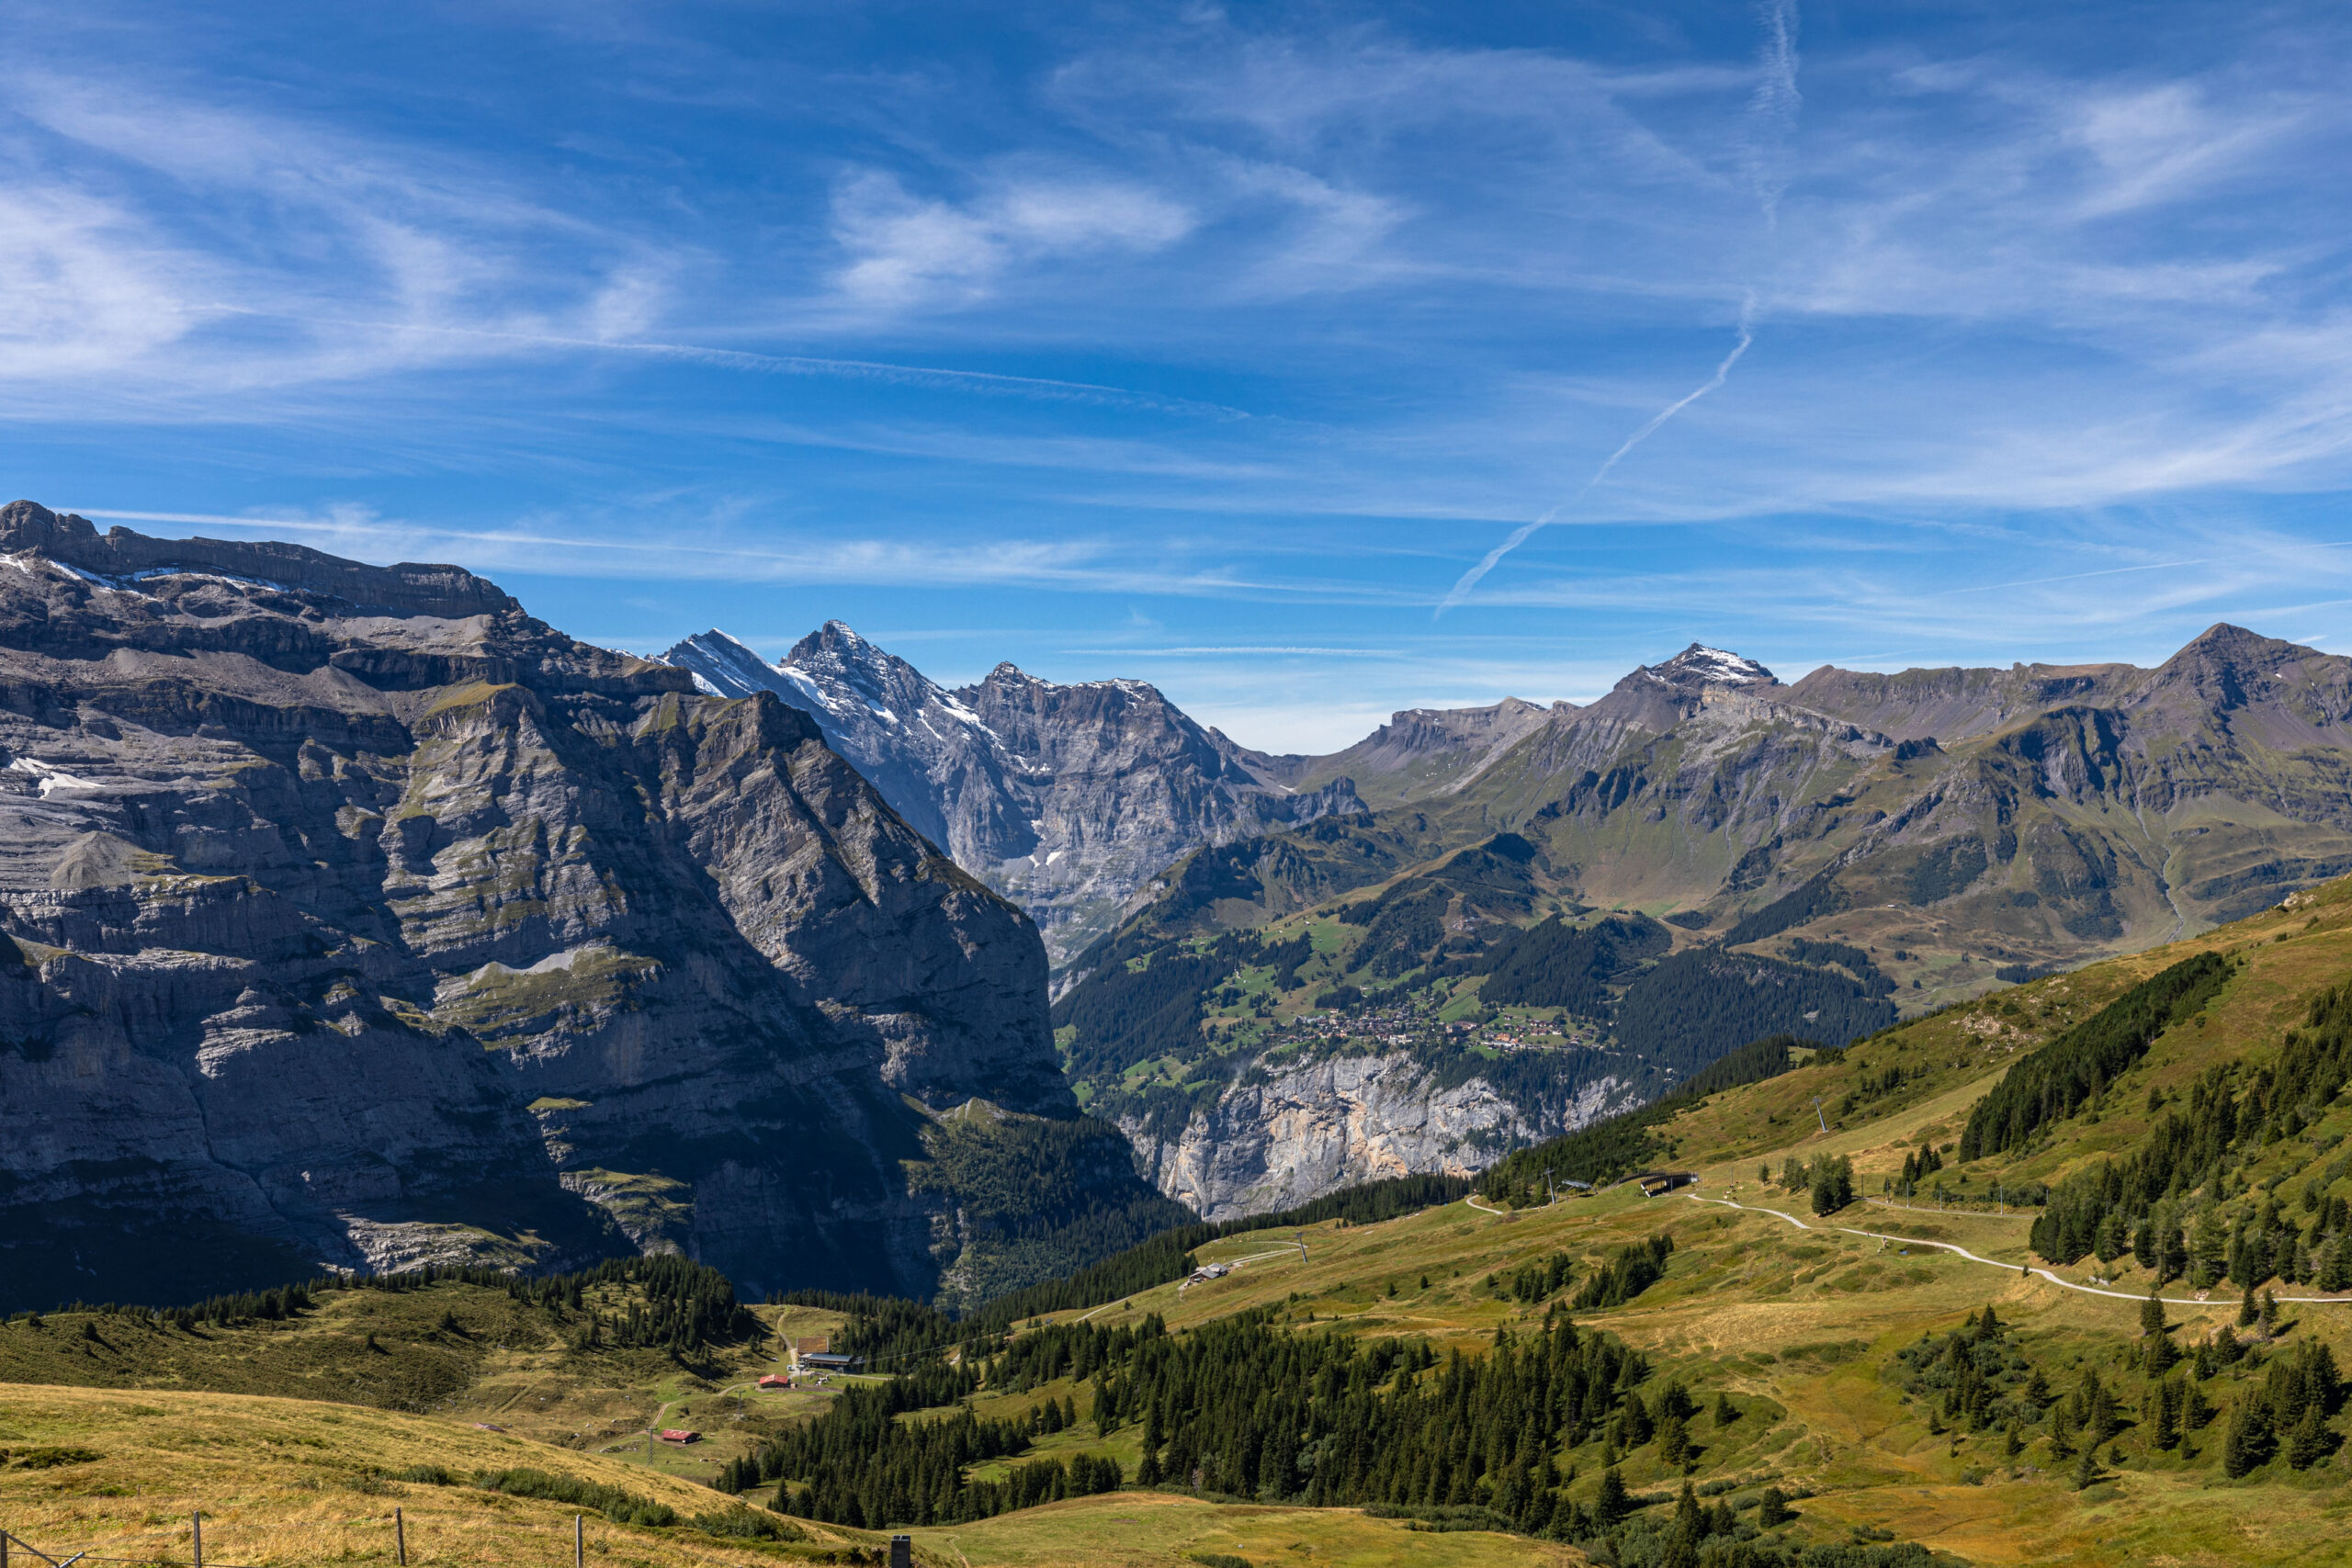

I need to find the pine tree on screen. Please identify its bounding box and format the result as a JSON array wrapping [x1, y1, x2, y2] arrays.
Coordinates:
[[1595, 1467, 1630, 1525], [1658, 1413, 1691, 1465], [2149, 1379, 2180, 1451], [2090, 1382, 2119, 1441], [1757, 1486, 1790, 1528], [2071, 1446, 2099, 1490], [2239, 1284, 2259, 1327], [2323, 1235, 2352, 1293], [2140, 1288, 2166, 1337], [2222, 1401, 2259, 1478], [1712, 1392, 1736, 1426], [2261, 1290, 2280, 1337], [2287, 1403, 2333, 1470]]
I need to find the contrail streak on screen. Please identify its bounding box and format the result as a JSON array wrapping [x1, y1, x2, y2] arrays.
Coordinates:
[[1436, 0, 1799, 618], [1748, 0, 1803, 226], [1437, 302, 1755, 615]]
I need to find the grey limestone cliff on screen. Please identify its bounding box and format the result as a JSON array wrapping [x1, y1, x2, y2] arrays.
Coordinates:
[[1117, 1051, 1627, 1222], [0, 502, 1170, 1311]]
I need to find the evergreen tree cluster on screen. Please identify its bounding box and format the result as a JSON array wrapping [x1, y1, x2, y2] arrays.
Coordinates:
[[1502, 1252, 1577, 1304], [1772, 1153, 1857, 1216], [1894, 1140, 1942, 1193], [1960, 951, 2233, 1160], [1612, 951, 1896, 1077], [2221, 1338, 2345, 1475], [753, 1303, 1935, 1568], [22, 1255, 754, 1356], [1883, 1301, 2348, 1480], [752, 1306, 1702, 1542], [734, 1326, 1129, 1526], [2031, 1061, 2352, 1286], [1476, 914, 1669, 1011], [150, 1282, 315, 1329], [1570, 1235, 1675, 1310], [1779, 939, 1897, 998], [1889, 1308, 2044, 1433]]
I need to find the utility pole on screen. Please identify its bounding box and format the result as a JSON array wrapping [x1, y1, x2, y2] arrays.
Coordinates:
[[1812, 1097, 1827, 1134], [1544, 1168, 1555, 1205]]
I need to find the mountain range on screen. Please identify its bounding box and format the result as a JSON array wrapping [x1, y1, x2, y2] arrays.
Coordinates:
[[659, 624, 2352, 1222], [660, 626, 1363, 963], [15, 495, 2352, 1311], [0, 502, 1183, 1313], [668, 626, 2352, 989]]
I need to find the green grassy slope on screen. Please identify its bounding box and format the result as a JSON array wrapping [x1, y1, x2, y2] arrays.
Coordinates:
[[771, 875, 2352, 1567]]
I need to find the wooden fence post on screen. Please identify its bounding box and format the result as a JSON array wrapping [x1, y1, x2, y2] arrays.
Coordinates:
[[395, 1507, 407, 1566], [574, 1514, 583, 1568], [192, 1513, 202, 1568]]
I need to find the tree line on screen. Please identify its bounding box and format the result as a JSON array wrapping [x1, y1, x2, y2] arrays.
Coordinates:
[[2030, 973, 2352, 1284], [1960, 950, 2233, 1161], [737, 1302, 1934, 1566]]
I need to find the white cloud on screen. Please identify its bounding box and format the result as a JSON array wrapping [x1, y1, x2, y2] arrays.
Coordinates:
[[829, 169, 1193, 310]]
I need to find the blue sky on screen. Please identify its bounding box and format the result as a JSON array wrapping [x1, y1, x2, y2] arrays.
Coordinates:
[[6, 2, 2351, 750]]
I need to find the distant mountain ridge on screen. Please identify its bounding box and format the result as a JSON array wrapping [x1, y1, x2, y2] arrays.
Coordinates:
[[661, 625, 1365, 960], [664, 623, 2352, 995], [1032, 626, 2352, 1222]]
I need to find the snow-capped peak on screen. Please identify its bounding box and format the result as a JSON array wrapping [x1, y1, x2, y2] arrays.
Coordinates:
[[656, 629, 782, 699], [1649, 643, 1775, 687]]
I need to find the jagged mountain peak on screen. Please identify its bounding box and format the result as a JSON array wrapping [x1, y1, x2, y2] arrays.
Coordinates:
[[662, 628, 776, 698], [972, 660, 1165, 701], [661, 625, 1360, 959], [787, 618, 881, 661], [1644, 642, 1777, 689]]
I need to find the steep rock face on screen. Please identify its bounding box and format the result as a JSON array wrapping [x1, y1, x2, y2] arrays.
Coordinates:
[[0, 503, 1134, 1311], [660, 626, 1363, 962], [1118, 1052, 1625, 1222]]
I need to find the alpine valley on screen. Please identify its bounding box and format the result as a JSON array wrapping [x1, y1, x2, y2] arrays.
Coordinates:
[[13, 502, 2352, 1313], [662, 620, 2352, 1222]]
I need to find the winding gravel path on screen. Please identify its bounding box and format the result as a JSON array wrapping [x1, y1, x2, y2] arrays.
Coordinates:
[[1684, 1193, 2352, 1307]]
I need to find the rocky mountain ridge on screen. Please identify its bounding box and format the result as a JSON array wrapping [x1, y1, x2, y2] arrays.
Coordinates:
[[0, 502, 1182, 1312], [1041, 627, 2352, 1220], [661, 625, 1364, 961]]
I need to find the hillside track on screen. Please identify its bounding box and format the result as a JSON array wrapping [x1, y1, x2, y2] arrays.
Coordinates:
[[1686, 1194, 2352, 1308]]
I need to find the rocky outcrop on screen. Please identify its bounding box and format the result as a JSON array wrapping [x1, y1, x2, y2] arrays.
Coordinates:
[[1118, 1052, 1626, 1222], [661, 626, 1364, 962], [0, 502, 1162, 1311]]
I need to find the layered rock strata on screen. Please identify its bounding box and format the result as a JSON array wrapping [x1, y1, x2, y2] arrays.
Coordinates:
[[0, 502, 1114, 1309]]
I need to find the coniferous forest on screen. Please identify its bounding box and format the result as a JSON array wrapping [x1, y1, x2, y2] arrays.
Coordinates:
[[729, 1304, 1934, 1568]]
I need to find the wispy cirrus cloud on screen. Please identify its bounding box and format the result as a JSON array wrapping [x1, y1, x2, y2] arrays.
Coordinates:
[[9, 1, 2352, 750]]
